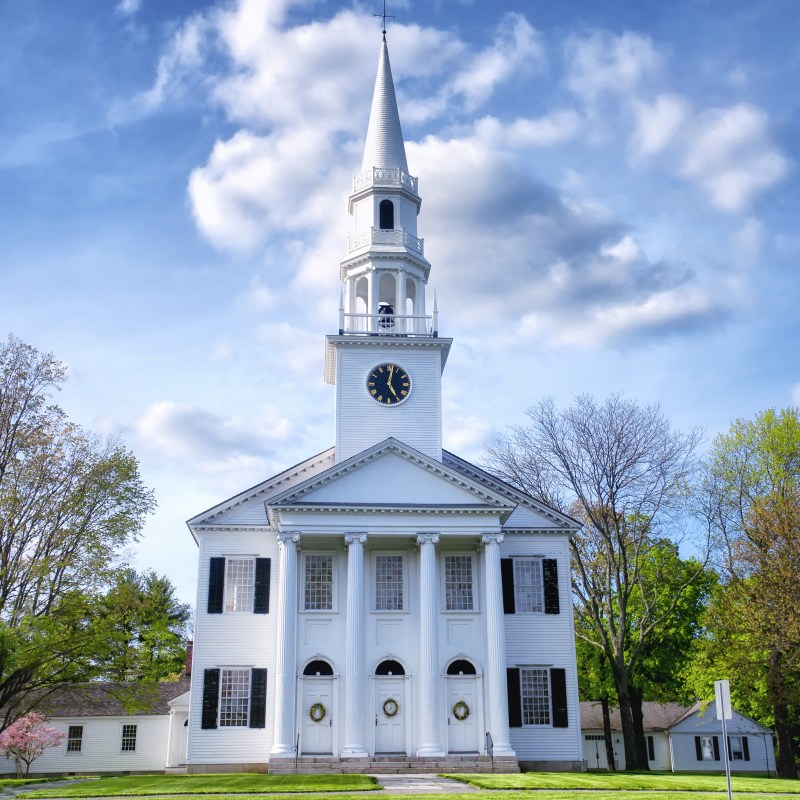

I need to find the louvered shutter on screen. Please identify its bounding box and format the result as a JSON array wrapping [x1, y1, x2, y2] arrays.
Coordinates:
[[507, 668, 522, 728], [543, 558, 560, 614], [550, 667, 568, 727], [249, 668, 267, 728], [201, 669, 220, 729], [743, 736, 750, 761], [501, 559, 515, 614], [254, 558, 271, 614], [207, 557, 225, 614], [695, 736, 703, 760], [713, 736, 720, 760]]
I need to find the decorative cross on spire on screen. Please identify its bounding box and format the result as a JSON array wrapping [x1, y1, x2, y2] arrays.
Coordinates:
[[374, 0, 394, 37]]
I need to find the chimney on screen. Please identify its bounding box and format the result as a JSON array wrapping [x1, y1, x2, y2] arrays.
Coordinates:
[[184, 640, 193, 678]]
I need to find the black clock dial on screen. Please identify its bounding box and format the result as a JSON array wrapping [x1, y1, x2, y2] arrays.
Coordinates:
[[366, 363, 411, 406]]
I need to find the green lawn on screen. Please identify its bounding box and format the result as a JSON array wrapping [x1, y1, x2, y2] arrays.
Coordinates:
[[0, 777, 72, 789], [17, 773, 379, 797], [448, 772, 800, 793]]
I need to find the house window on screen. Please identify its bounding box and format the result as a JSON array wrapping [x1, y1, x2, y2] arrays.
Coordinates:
[[700, 735, 716, 760], [224, 558, 254, 612], [121, 724, 137, 752], [520, 667, 550, 725], [219, 668, 251, 727], [513, 558, 543, 612], [375, 554, 403, 611], [444, 554, 474, 611], [304, 554, 334, 610], [729, 735, 744, 760], [66, 725, 83, 753]]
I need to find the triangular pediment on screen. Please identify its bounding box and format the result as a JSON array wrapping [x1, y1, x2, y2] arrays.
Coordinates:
[[268, 438, 513, 518]]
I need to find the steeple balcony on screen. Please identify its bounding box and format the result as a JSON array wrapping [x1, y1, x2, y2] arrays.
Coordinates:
[[347, 227, 424, 256], [352, 166, 419, 196], [338, 308, 437, 337]]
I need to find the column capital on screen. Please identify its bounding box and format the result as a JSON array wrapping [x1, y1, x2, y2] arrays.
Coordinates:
[[344, 533, 368, 546], [416, 533, 440, 546], [480, 532, 505, 546], [277, 532, 300, 544]]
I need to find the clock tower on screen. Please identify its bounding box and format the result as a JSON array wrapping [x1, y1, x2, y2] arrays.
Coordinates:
[[325, 35, 451, 464]]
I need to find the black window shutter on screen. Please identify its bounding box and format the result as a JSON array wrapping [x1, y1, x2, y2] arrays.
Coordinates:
[[695, 736, 702, 761], [249, 668, 267, 728], [550, 667, 568, 727], [647, 735, 655, 761], [743, 736, 750, 761], [727, 736, 731, 759], [713, 736, 720, 761], [254, 558, 271, 614], [543, 558, 560, 614], [208, 557, 225, 614], [507, 668, 522, 728], [501, 559, 515, 614], [201, 669, 220, 729]]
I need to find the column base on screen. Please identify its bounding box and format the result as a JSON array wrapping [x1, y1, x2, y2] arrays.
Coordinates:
[[489, 742, 516, 757], [416, 744, 446, 757], [269, 746, 296, 758]]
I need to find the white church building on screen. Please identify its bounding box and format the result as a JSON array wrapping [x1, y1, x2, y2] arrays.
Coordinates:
[[185, 34, 584, 774]]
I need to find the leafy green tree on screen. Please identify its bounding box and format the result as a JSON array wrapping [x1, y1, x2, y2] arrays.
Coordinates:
[[99, 568, 191, 683], [701, 409, 800, 778], [0, 335, 156, 725], [487, 393, 707, 770]]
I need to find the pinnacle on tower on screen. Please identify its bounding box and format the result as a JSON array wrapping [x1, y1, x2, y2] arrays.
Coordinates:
[[361, 37, 408, 173]]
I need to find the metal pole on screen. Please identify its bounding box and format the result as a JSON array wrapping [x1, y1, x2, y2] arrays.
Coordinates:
[[721, 712, 732, 800]]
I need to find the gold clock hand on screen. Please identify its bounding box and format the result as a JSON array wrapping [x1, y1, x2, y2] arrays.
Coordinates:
[[387, 365, 400, 398]]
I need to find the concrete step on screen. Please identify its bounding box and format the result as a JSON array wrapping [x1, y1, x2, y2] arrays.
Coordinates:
[[268, 753, 520, 775]]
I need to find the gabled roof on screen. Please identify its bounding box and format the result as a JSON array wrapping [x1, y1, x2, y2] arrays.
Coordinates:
[[267, 438, 515, 523], [443, 450, 580, 531], [361, 37, 408, 173], [580, 701, 691, 732], [668, 701, 772, 734]]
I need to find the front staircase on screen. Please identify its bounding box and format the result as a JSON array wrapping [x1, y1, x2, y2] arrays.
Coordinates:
[[268, 754, 519, 775]]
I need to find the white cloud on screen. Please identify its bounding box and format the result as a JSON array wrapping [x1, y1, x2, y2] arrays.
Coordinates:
[[116, 0, 141, 16], [680, 104, 789, 213], [731, 218, 766, 270], [564, 31, 663, 102], [630, 93, 689, 158]]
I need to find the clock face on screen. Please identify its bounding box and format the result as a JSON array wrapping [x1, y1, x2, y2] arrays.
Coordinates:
[[366, 363, 412, 406]]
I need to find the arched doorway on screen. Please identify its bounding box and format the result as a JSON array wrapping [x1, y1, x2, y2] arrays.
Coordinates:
[[300, 659, 335, 755], [373, 659, 407, 755], [445, 658, 481, 754]]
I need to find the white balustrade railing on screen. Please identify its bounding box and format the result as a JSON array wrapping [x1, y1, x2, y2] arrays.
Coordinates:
[[352, 167, 418, 194], [340, 312, 435, 336], [347, 227, 424, 255]]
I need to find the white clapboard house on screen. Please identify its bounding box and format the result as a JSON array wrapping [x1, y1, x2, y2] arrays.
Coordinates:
[[184, 34, 584, 774]]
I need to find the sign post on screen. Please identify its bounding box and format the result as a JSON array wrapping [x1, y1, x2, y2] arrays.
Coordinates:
[[715, 680, 733, 800]]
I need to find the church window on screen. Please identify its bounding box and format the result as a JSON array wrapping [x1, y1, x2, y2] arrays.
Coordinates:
[[224, 558, 254, 612], [444, 554, 474, 611], [207, 557, 270, 614], [501, 557, 560, 615], [66, 725, 83, 753], [375, 554, 404, 611], [219, 668, 251, 727], [201, 668, 266, 730], [304, 554, 334, 610], [507, 666, 568, 728], [379, 199, 394, 229], [121, 724, 137, 752]]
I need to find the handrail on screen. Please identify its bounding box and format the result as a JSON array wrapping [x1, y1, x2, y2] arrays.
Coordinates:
[[294, 733, 299, 769], [485, 731, 494, 766], [347, 227, 424, 256], [340, 311, 435, 337]]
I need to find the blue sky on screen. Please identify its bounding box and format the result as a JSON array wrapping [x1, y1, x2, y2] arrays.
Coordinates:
[[2, 0, 798, 606]]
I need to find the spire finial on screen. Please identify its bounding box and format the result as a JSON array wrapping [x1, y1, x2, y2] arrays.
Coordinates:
[[373, 0, 394, 37]]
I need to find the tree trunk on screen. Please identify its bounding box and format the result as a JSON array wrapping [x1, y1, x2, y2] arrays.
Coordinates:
[[600, 695, 616, 771], [769, 649, 798, 779], [613, 670, 639, 771], [630, 687, 651, 770]]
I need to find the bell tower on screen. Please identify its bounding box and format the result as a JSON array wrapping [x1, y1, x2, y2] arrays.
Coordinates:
[[325, 35, 451, 463]]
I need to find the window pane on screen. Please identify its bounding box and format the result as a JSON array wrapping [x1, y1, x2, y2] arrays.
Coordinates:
[[376, 555, 403, 611], [445, 555, 473, 611], [225, 558, 255, 613], [521, 668, 550, 725], [305, 555, 334, 610], [67, 725, 83, 753], [121, 724, 137, 752], [220, 668, 251, 727], [514, 558, 543, 613], [730, 736, 744, 760]]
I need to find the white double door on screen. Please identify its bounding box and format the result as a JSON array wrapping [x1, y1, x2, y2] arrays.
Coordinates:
[[446, 677, 481, 753], [374, 677, 406, 753]]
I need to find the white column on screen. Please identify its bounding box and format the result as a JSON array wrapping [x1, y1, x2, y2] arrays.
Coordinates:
[[270, 532, 300, 757], [481, 533, 515, 757], [416, 533, 444, 756], [342, 533, 368, 757]]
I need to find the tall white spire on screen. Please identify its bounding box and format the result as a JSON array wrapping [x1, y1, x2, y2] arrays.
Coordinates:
[[361, 37, 408, 173]]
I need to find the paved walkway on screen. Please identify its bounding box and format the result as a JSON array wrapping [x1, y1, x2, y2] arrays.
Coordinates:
[[370, 775, 478, 793]]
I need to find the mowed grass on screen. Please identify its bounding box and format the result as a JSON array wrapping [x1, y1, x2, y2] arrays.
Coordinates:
[[17, 773, 379, 797], [448, 772, 800, 793]]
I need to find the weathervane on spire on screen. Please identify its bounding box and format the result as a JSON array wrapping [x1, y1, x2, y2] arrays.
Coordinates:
[[374, 0, 394, 37]]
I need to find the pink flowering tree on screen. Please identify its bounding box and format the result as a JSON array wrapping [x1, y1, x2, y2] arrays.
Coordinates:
[[0, 712, 65, 777]]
